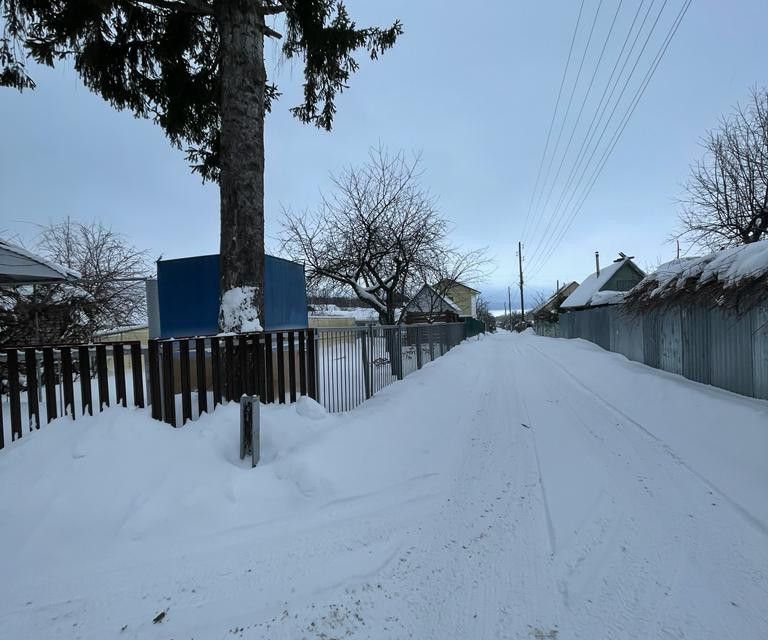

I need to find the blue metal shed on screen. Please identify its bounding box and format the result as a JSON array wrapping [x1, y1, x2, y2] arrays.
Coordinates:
[[155, 254, 307, 337]]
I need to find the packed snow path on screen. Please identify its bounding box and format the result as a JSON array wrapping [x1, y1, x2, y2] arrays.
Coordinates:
[[0, 332, 766, 639]]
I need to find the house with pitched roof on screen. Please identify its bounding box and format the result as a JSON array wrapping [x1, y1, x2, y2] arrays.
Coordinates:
[[561, 253, 645, 311]]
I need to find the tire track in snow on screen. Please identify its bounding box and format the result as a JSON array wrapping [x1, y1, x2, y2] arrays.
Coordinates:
[[528, 341, 768, 537], [516, 336, 768, 638], [508, 341, 557, 557]]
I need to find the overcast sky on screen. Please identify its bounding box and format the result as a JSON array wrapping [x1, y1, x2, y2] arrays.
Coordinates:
[[1, 0, 766, 308]]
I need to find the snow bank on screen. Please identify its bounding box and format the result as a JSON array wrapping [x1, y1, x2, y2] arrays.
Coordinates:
[[1, 333, 766, 639], [219, 286, 262, 332]]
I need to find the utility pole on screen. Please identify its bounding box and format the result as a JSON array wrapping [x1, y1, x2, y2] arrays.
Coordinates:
[[503, 300, 508, 329], [676, 239, 680, 259], [517, 241, 525, 320], [507, 286, 512, 322]]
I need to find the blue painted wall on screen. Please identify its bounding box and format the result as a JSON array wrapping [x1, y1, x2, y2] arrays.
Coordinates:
[[157, 254, 307, 337]]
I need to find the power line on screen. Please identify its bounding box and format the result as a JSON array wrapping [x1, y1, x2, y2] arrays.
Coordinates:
[[530, 0, 684, 277], [528, 0, 693, 281], [526, 0, 671, 276], [531, 0, 655, 272], [525, 0, 605, 249], [533, 0, 625, 240], [520, 0, 586, 246], [526, 0, 655, 277]]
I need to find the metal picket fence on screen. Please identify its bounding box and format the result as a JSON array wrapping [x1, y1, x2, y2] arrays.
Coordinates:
[[315, 322, 466, 412]]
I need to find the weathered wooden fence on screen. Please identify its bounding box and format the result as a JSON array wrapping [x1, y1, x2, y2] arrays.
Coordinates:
[[1, 322, 478, 449], [0, 341, 145, 449], [147, 330, 316, 427]]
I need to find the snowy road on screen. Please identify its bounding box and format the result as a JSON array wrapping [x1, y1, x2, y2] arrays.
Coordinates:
[[1, 332, 766, 639]]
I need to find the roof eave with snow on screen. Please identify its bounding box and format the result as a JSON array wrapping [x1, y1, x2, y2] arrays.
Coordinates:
[[0, 240, 81, 285]]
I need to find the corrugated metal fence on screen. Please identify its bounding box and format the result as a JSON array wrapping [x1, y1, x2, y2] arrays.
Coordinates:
[[552, 304, 768, 400]]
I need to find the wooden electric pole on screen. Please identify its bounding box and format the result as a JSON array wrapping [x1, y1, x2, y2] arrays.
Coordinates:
[[517, 241, 525, 320]]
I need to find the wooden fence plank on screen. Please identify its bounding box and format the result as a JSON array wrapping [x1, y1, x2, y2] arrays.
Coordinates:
[[298, 331, 307, 397], [287, 331, 297, 403], [78, 346, 92, 416], [161, 341, 176, 426], [238, 336, 248, 398], [246, 337, 257, 397], [195, 338, 208, 415], [60, 347, 75, 419], [148, 340, 161, 420], [130, 342, 145, 408], [42, 347, 57, 423], [211, 338, 222, 407], [255, 334, 266, 401], [264, 333, 275, 404], [95, 344, 109, 409], [224, 336, 235, 402], [113, 344, 127, 407], [7, 349, 22, 440], [276, 332, 286, 404], [24, 348, 40, 430], [179, 340, 192, 425], [307, 329, 317, 400]]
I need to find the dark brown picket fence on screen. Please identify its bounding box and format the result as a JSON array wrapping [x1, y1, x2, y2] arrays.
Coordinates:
[[0, 340, 145, 450], [147, 330, 317, 427], [1, 323, 478, 449]]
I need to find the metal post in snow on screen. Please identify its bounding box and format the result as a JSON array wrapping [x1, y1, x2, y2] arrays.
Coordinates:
[[361, 328, 372, 399], [240, 395, 260, 467], [416, 325, 423, 369]]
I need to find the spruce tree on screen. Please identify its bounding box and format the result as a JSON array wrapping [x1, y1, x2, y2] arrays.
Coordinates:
[[1, 1, 401, 330]]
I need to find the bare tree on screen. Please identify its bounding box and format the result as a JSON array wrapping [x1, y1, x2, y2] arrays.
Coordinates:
[[678, 87, 768, 250], [475, 295, 496, 332], [0, 220, 151, 345], [281, 146, 491, 324]]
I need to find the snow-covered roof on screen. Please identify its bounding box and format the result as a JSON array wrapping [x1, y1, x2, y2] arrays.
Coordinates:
[[404, 285, 462, 314], [309, 304, 381, 322], [531, 281, 579, 316], [625, 240, 768, 312], [562, 258, 640, 309], [0, 239, 81, 284]]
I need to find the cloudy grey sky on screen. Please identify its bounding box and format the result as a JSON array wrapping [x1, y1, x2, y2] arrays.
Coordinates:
[[1, 0, 766, 308]]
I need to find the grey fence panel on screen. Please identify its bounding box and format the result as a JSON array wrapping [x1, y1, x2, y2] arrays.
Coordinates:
[[643, 310, 662, 369], [659, 307, 683, 376], [710, 308, 754, 397], [562, 312, 576, 339], [753, 306, 768, 400], [593, 308, 611, 350], [610, 308, 644, 362], [682, 305, 711, 385], [556, 304, 767, 401], [314, 322, 466, 413]]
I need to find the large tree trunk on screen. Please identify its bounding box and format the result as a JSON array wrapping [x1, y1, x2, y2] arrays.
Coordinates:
[[216, 0, 266, 332]]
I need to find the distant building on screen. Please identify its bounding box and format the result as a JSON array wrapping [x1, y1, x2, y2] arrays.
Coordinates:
[[402, 284, 461, 324], [561, 253, 645, 311], [532, 281, 579, 323], [433, 280, 481, 318]]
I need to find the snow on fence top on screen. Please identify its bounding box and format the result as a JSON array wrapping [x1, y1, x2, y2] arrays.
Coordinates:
[[624, 240, 768, 312]]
